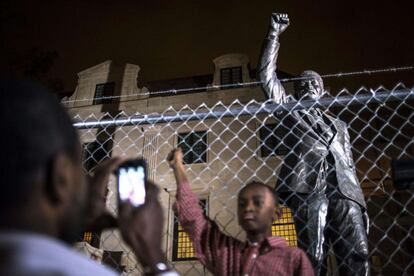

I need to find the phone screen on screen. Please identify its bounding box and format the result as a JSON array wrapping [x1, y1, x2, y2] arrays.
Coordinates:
[[118, 165, 146, 207]]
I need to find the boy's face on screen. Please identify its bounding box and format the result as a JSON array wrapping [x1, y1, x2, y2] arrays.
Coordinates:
[[237, 185, 277, 234]]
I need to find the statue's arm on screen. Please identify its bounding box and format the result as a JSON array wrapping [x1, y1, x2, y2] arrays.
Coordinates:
[[258, 13, 290, 104]]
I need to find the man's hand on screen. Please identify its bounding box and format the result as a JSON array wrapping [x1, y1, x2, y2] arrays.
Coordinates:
[[269, 13, 290, 36], [118, 182, 169, 272], [85, 157, 125, 232], [167, 147, 184, 170]]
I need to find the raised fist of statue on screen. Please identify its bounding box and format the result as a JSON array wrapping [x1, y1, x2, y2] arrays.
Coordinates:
[[270, 13, 289, 35]]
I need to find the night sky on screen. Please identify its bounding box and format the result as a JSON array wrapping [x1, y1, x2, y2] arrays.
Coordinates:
[[1, 0, 414, 94]]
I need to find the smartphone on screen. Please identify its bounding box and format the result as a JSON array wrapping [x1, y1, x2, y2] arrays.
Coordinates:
[[116, 158, 147, 207]]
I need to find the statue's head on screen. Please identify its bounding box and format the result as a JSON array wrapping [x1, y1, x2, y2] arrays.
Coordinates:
[[294, 70, 324, 100]]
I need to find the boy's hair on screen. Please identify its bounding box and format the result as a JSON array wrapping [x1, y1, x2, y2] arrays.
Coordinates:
[[239, 181, 280, 208]]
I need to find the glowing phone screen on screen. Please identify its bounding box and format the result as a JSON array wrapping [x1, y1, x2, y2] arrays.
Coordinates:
[[118, 166, 146, 207]]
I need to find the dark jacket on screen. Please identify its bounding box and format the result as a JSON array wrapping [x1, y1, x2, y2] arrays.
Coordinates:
[[274, 110, 366, 209]]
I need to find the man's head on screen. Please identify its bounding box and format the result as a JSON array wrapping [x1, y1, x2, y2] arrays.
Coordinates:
[[294, 70, 324, 100], [237, 181, 280, 238], [0, 79, 86, 244]]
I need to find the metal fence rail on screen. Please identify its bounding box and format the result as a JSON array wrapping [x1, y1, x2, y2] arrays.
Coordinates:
[[73, 87, 413, 129], [73, 85, 414, 275]]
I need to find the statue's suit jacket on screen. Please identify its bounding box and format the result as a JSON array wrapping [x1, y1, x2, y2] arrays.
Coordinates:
[[274, 109, 366, 209]]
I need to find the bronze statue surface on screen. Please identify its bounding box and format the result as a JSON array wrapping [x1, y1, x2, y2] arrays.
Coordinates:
[[258, 13, 370, 276]]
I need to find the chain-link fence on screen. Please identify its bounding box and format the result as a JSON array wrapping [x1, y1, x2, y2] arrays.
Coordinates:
[[72, 84, 414, 275]]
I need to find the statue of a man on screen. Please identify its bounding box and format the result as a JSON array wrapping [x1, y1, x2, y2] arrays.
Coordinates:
[[257, 13, 370, 276]]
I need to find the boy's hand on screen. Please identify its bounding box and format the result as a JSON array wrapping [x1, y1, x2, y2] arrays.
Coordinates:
[[167, 147, 184, 169], [167, 148, 188, 186]]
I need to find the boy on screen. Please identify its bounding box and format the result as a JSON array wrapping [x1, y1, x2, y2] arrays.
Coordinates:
[[168, 148, 314, 276]]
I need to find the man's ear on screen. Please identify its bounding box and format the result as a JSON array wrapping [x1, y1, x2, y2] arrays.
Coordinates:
[[44, 152, 73, 206]]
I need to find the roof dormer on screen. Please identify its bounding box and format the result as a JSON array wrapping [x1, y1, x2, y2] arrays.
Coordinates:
[[212, 54, 251, 89]]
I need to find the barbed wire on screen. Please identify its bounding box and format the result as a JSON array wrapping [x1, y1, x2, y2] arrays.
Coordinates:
[[62, 65, 414, 105], [72, 87, 414, 129], [281, 65, 414, 81]]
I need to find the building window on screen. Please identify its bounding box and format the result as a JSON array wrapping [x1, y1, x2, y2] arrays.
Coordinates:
[[93, 82, 115, 105], [220, 66, 242, 88], [272, 206, 298, 247], [83, 232, 92, 243], [82, 231, 101, 248], [83, 141, 111, 172], [177, 131, 207, 164], [259, 123, 289, 157], [172, 199, 207, 261]]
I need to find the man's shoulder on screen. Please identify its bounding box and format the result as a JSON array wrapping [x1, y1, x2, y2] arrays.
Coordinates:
[[0, 232, 117, 276]]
